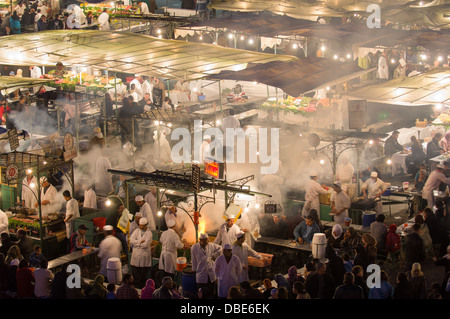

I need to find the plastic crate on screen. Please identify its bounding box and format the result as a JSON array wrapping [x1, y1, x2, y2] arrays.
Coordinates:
[[248, 253, 273, 268]]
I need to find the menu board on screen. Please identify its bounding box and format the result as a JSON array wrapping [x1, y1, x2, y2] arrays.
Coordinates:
[[348, 100, 367, 130]]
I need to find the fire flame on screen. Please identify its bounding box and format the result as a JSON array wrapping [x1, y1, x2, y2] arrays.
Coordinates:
[[198, 219, 206, 235]]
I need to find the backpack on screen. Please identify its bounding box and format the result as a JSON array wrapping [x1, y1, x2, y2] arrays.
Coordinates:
[[386, 232, 401, 253]]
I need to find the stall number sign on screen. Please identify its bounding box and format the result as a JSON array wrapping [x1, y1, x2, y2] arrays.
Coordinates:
[[8, 128, 19, 151], [63, 133, 77, 161], [348, 100, 367, 130], [192, 164, 201, 192], [264, 203, 277, 215], [6, 165, 19, 182]]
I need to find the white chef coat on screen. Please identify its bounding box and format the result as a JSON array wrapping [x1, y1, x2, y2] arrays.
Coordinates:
[[139, 202, 156, 231], [30, 66, 42, 79], [95, 156, 113, 195], [232, 242, 261, 282], [98, 12, 110, 30], [141, 80, 153, 102], [235, 210, 260, 248], [423, 169, 450, 208], [22, 176, 38, 209], [140, 2, 150, 14], [65, 198, 79, 239], [40, 184, 60, 218], [191, 242, 222, 284], [213, 223, 241, 248], [144, 191, 168, 223], [130, 78, 143, 101], [336, 163, 355, 184], [158, 228, 184, 274], [362, 178, 386, 215], [0, 209, 8, 234], [83, 188, 97, 209], [14, 4, 25, 16], [214, 254, 242, 298], [302, 179, 328, 217], [330, 190, 351, 225], [130, 228, 153, 267], [98, 235, 122, 277]]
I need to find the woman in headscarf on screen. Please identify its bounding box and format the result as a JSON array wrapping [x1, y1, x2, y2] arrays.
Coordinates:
[[86, 275, 107, 299], [327, 224, 344, 248], [274, 273, 289, 290], [287, 266, 303, 299], [141, 279, 156, 299]]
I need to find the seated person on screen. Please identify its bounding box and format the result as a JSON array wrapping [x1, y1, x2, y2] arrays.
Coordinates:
[[29, 245, 46, 268], [414, 166, 427, 191], [340, 227, 362, 249], [259, 213, 288, 240], [325, 224, 344, 248], [293, 215, 321, 244]]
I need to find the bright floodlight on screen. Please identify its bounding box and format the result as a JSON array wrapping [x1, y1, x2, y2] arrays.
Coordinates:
[[106, 199, 112, 207]]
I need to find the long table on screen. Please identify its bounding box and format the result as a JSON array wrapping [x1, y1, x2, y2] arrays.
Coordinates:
[[256, 236, 312, 252], [48, 247, 99, 270]]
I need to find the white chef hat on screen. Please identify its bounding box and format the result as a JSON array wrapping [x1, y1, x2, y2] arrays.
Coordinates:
[[103, 225, 114, 231], [310, 170, 318, 177], [236, 230, 245, 239], [333, 181, 342, 188], [135, 212, 142, 217], [167, 218, 176, 228], [199, 233, 209, 239], [203, 135, 211, 141], [139, 217, 148, 226], [223, 244, 232, 250], [332, 224, 343, 239], [370, 172, 378, 178], [135, 195, 144, 202]]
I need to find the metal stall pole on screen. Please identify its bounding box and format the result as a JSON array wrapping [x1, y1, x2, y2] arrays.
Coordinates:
[[132, 118, 136, 169], [76, 101, 80, 154], [218, 81, 222, 112]]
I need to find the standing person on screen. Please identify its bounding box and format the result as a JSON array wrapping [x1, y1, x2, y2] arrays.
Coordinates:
[[83, 184, 97, 209], [153, 128, 172, 164], [97, 9, 110, 30], [370, 214, 388, 258], [135, 195, 156, 232], [129, 217, 153, 289], [305, 262, 336, 299], [191, 233, 222, 294], [333, 272, 364, 299], [139, 2, 150, 14], [10, 11, 21, 34], [16, 229, 34, 262], [393, 272, 413, 299], [439, 131, 450, 152], [377, 51, 389, 80], [405, 223, 426, 271], [301, 172, 328, 217], [214, 215, 242, 248], [409, 262, 427, 299], [386, 224, 402, 265], [35, 176, 60, 219], [231, 231, 262, 283], [158, 219, 186, 279], [330, 181, 351, 225], [33, 259, 54, 299], [95, 152, 113, 196], [361, 172, 386, 216], [214, 244, 242, 299], [235, 206, 260, 249], [21, 169, 38, 210], [195, 0, 208, 20], [422, 163, 450, 209], [63, 190, 79, 240], [97, 225, 122, 278]]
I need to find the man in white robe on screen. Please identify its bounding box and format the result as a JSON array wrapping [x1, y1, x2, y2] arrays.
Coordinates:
[[129, 217, 153, 288], [214, 216, 241, 248], [135, 195, 156, 231], [231, 231, 262, 282], [98, 225, 122, 277], [83, 185, 97, 209], [95, 154, 113, 195], [301, 172, 328, 217], [35, 177, 60, 219], [63, 190, 79, 239], [158, 219, 185, 277], [98, 9, 110, 30], [214, 244, 242, 298], [21, 170, 38, 209], [191, 233, 222, 293]]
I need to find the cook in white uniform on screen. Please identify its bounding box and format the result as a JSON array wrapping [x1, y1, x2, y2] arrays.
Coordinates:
[[135, 195, 156, 231], [330, 181, 351, 225], [21, 169, 38, 209], [98, 9, 110, 30], [98, 225, 123, 277], [302, 172, 328, 217], [129, 217, 153, 289], [422, 163, 450, 209], [231, 231, 262, 283], [63, 190, 79, 239], [214, 243, 242, 298], [95, 154, 113, 195], [35, 177, 60, 219], [153, 129, 172, 164], [235, 207, 260, 248], [361, 172, 386, 216], [145, 188, 168, 226], [158, 219, 185, 277], [213, 215, 241, 248], [139, 2, 150, 14], [190, 233, 222, 292]]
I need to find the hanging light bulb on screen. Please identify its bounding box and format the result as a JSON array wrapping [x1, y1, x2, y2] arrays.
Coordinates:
[[255, 203, 260, 209], [106, 199, 112, 207]]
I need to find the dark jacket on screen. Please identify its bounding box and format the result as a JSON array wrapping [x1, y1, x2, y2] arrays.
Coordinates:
[[305, 272, 336, 299], [17, 236, 34, 261], [405, 232, 425, 265], [333, 284, 364, 299], [426, 139, 443, 160], [384, 135, 403, 158]]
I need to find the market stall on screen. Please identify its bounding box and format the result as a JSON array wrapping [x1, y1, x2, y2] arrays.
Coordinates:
[[1, 151, 75, 259]]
